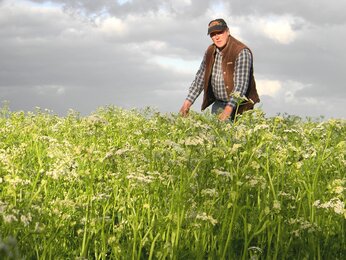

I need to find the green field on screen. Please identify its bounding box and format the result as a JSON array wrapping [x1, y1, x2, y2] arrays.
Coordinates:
[[0, 105, 345, 259]]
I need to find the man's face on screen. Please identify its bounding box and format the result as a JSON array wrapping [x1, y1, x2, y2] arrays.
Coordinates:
[[210, 30, 229, 48]]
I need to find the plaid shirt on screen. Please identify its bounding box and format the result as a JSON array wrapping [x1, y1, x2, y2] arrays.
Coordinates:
[[187, 48, 252, 108]]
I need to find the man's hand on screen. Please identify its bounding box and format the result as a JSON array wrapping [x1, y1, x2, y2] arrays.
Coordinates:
[[218, 105, 233, 121], [179, 100, 192, 117]]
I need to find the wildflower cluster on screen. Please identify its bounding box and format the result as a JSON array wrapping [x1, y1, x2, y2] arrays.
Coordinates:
[[0, 105, 345, 259]]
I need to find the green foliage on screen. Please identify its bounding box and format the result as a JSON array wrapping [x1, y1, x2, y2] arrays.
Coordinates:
[[0, 106, 345, 259]]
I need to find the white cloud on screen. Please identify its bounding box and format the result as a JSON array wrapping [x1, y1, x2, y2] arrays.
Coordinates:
[[283, 80, 307, 103], [60, 27, 86, 39], [171, 0, 192, 12], [206, 1, 228, 18], [96, 17, 127, 36], [117, 0, 132, 5], [35, 85, 66, 96], [130, 40, 168, 53], [256, 79, 282, 97], [149, 56, 199, 74], [258, 15, 300, 44]]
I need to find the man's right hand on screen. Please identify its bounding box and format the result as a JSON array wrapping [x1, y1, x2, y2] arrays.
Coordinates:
[[179, 100, 192, 117]]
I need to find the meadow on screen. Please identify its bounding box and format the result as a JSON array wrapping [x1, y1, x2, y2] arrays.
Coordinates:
[[0, 105, 345, 259]]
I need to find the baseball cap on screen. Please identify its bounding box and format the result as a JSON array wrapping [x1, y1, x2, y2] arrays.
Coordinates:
[[207, 18, 228, 35]]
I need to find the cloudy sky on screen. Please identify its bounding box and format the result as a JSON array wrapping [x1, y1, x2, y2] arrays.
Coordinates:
[[1, 0, 345, 119]]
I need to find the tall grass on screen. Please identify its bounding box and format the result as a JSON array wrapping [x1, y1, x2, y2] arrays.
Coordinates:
[[0, 105, 345, 259]]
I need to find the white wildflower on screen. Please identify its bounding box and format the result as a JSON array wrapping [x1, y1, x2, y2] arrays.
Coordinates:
[[248, 178, 258, 187], [196, 212, 218, 226], [283, 129, 299, 134], [292, 230, 300, 237], [328, 179, 345, 195], [92, 193, 111, 202], [34, 222, 46, 232], [246, 175, 267, 189], [184, 136, 204, 146], [302, 147, 317, 159], [250, 161, 260, 170], [212, 169, 231, 178], [201, 188, 219, 197], [0, 201, 7, 213], [295, 161, 303, 169], [273, 200, 281, 212], [108, 236, 117, 245], [278, 191, 295, 200], [85, 114, 108, 125], [253, 124, 270, 132], [231, 91, 242, 99], [313, 197, 346, 217], [313, 200, 320, 207], [288, 217, 319, 237], [192, 223, 202, 228], [5, 176, 31, 187], [126, 171, 154, 184], [230, 91, 249, 102], [3, 214, 18, 223], [230, 143, 242, 153], [334, 186, 344, 194], [20, 213, 32, 227], [332, 199, 345, 215]]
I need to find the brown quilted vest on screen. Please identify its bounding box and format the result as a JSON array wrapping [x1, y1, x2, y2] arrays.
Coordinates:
[[201, 35, 260, 114]]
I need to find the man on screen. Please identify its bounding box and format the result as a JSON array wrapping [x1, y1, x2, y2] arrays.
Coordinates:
[[179, 18, 260, 121]]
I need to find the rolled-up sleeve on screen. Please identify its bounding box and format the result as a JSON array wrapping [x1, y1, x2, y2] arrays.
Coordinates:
[[186, 53, 206, 104]]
